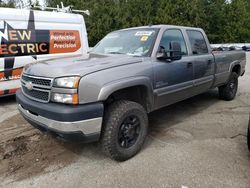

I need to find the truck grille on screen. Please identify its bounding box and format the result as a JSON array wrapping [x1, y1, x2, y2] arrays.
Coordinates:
[[22, 87, 50, 101], [21, 74, 53, 103], [22, 74, 51, 86]]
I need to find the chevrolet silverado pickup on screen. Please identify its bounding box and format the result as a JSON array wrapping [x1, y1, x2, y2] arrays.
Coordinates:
[[16, 25, 246, 161]]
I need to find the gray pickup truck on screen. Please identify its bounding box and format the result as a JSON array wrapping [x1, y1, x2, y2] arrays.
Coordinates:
[[16, 25, 246, 161]]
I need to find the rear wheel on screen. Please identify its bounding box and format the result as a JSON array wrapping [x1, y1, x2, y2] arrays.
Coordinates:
[[101, 100, 148, 161], [219, 72, 238, 101]]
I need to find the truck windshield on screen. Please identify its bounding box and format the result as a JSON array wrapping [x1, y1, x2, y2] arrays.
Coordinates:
[[92, 28, 159, 57]]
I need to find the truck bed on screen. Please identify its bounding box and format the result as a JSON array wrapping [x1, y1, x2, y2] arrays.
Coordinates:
[[212, 50, 246, 87]]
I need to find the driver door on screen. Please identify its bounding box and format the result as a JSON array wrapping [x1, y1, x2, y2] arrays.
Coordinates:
[[153, 29, 194, 109]]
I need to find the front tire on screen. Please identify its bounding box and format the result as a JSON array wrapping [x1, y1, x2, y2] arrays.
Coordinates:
[[101, 100, 148, 161], [219, 72, 238, 101]]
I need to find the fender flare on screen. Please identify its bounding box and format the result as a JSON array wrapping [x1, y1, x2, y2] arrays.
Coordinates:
[[98, 76, 154, 110], [229, 60, 241, 73]]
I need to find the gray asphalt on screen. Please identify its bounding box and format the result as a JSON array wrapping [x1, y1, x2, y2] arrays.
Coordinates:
[[1, 53, 250, 188]]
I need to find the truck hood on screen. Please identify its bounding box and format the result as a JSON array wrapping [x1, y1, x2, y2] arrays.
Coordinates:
[[23, 53, 144, 78]]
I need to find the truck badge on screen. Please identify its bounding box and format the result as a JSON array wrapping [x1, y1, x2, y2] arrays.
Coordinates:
[[25, 81, 33, 91]]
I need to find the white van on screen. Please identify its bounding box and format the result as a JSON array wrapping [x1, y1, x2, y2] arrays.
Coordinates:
[[0, 8, 89, 96]]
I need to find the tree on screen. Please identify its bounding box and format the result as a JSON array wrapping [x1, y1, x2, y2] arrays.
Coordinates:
[[223, 0, 250, 43], [0, 0, 15, 7], [3, 0, 250, 45]]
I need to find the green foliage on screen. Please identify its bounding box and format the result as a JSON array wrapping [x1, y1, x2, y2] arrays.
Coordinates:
[[0, 0, 15, 7], [2, 0, 250, 45], [223, 0, 250, 43]]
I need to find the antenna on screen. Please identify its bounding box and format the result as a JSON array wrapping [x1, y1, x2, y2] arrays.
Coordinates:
[[30, 1, 90, 16]]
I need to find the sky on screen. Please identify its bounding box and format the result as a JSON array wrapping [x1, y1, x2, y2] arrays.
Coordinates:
[[36, 0, 45, 6], [22, 0, 46, 6]]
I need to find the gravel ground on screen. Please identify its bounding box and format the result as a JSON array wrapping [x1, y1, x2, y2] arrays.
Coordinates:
[[0, 53, 249, 188]]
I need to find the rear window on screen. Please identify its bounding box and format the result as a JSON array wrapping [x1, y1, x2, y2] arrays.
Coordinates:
[[187, 30, 208, 55]]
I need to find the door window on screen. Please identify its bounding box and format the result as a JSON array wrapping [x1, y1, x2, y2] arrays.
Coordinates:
[[159, 29, 187, 55], [187, 30, 208, 55]]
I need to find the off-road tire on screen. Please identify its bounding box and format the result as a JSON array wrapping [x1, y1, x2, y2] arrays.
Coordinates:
[[101, 100, 148, 161], [219, 72, 238, 101]]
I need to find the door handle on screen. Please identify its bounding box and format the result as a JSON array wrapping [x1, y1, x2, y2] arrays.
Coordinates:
[[187, 62, 193, 68]]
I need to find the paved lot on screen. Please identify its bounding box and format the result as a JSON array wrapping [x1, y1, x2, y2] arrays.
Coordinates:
[[0, 53, 249, 188]]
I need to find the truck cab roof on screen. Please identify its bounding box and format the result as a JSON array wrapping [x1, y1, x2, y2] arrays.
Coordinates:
[[118, 24, 204, 32]]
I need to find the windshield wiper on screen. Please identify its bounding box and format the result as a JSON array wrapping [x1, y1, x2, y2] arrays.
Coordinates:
[[126, 53, 143, 57], [107, 52, 125, 54]]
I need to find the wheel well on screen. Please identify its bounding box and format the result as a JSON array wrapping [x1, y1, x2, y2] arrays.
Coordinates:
[[232, 64, 241, 76], [105, 86, 151, 112]]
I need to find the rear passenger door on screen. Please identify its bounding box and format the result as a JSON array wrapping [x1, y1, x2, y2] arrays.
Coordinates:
[[186, 30, 215, 94]]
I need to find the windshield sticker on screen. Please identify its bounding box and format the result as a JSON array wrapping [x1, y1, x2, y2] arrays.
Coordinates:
[[135, 31, 154, 36], [140, 36, 149, 42]]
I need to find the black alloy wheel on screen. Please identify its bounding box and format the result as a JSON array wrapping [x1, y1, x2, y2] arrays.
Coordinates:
[[118, 115, 141, 149]]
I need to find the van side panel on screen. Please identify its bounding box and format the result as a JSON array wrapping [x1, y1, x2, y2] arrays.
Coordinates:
[[0, 8, 88, 95]]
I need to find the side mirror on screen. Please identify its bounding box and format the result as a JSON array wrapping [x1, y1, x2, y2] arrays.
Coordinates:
[[156, 46, 168, 60], [169, 42, 182, 61], [157, 42, 182, 61]]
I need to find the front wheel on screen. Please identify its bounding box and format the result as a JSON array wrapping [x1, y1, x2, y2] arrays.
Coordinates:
[[101, 100, 148, 161], [219, 72, 238, 101]]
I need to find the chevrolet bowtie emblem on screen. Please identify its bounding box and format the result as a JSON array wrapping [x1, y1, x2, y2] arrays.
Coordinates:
[[25, 81, 33, 91]]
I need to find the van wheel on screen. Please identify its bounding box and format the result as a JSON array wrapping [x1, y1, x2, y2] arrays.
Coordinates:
[[219, 72, 238, 101], [101, 100, 148, 161]]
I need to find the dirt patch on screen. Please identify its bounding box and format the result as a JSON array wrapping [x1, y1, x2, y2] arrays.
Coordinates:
[[1, 136, 28, 160], [0, 115, 84, 181]]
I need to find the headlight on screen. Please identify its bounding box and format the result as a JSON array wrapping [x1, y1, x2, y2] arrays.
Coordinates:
[[51, 93, 78, 104], [53, 76, 80, 88]]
